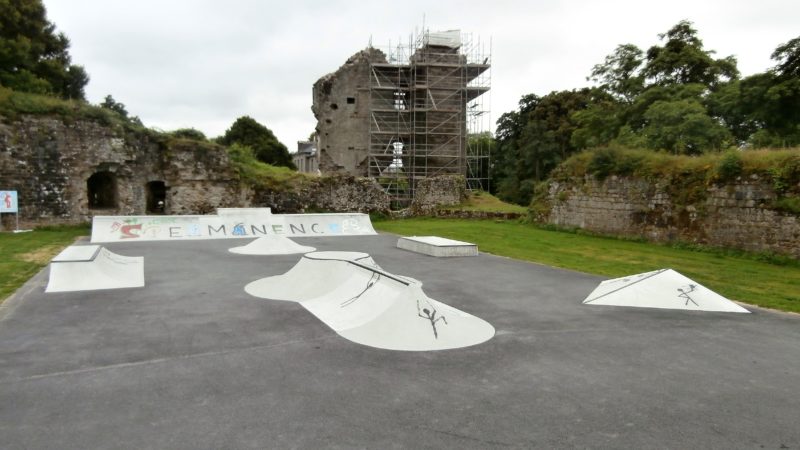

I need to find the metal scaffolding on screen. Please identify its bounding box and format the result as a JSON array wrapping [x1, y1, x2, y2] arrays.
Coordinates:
[[367, 30, 491, 206]]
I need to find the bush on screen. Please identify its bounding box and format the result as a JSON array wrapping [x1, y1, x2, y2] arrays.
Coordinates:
[[715, 150, 743, 181]]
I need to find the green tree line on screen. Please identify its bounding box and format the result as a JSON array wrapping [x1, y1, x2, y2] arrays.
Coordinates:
[[494, 20, 800, 205]]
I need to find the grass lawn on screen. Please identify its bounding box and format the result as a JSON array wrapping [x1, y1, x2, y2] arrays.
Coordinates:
[[0, 225, 89, 303], [374, 218, 800, 313]]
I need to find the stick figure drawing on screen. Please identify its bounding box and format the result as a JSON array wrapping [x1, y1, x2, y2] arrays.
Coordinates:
[[417, 298, 448, 339], [677, 284, 699, 307]]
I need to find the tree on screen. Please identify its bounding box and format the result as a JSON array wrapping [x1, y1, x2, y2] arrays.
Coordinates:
[[219, 116, 295, 169], [641, 99, 731, 154], [642, 20, 738, 89], [712, 35, 800, 147], [772, 36, 800, 78], [0, 0, 88, 99], [589, 44, 645, 103], [100, 95, 128, 118], [493, 90, 591, 204]]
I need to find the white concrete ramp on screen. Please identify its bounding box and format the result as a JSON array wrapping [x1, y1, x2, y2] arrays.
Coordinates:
[[46, 245, 144, 293], [582, 269, 749, 313], [245, 251, 495, 351], [397, 236, 478, 257], [228, 235, 316, 255]]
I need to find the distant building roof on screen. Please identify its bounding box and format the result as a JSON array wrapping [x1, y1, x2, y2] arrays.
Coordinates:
[[296, 141, 317, 156]]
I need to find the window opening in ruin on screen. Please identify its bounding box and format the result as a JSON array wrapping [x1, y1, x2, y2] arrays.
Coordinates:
[[146, 181, 166, 214], [330, 103, 339, 110], [393, 91, 406, 110], [87, 171, 118, 209], [346, 97, 355, 104], [387, 141, 404, 172]]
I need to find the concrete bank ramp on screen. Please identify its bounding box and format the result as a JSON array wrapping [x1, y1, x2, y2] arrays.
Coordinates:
[[583, 268, 749, 313], [46, 245, 144, 293], [228, 235, 316, 255], [245, 251, 495, 351]]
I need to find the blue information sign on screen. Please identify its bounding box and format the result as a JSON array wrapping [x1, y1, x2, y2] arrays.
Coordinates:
[[1, 191, 18, 213]]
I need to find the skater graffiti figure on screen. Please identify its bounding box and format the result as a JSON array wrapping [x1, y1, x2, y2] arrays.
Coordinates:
[[340, 272, 381, 307], [417, 298, 448, 339], [677, 284, 699, 307]]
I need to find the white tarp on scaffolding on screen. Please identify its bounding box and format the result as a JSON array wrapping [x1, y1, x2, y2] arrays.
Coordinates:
[[245, 251, 495, 351], [424, 29, 461, 48], [228, 235, 316, 255], [46, 245, 144, 293], [582, 269, 749, 313], [91, 211, 376, 243]]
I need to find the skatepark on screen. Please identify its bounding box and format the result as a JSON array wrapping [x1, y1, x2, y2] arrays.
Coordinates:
[[1, 211, 799, 448]]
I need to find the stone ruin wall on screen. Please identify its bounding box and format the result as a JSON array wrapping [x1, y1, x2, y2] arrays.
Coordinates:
[[409, 175, 467, 215], [540, 175, 800, 258], [312, 48, 384, 176], [250, 175, 389, 214], [0, 115, 391, 229]]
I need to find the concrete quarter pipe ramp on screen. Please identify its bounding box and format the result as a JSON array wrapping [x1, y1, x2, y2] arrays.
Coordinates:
[[245, 251, 495, 351], [583, 268, 749, 313], [46, 245, 144, 293]]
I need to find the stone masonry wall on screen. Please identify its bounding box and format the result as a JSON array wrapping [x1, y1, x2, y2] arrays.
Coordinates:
[[0, 116, 240, 227], [542, 175, 800, 258], [312, 48, 384, 175], [250, 175, 389, 214], [410, 175, 467, 215], [0, 115, 391, 228]]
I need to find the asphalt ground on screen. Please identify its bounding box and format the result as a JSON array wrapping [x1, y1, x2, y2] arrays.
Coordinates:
[[1, 233, 798, 449]]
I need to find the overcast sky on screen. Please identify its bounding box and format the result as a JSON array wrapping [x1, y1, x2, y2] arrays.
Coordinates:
[[44, 0, 799, 150]]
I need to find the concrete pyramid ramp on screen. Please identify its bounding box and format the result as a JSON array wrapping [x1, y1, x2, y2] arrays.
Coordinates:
[[245, 251, 495, 351], [582, 269, 749, 313], [46, 245, 144, 293], [228, 235, 316, 255]]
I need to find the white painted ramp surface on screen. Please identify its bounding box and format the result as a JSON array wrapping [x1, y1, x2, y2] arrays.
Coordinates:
[[245, 251, 494, 351], [217, 207, 271, 216], [46, 246, 144, 293], [228, 235, 316, 255], [397, 235, 478, 257], [51, 244, 101, 262], [583, 269, 749, 313]]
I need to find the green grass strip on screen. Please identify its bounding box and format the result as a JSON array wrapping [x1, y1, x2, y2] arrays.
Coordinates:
[[374, 218, 800, 313], [0, 225, 89, 303]]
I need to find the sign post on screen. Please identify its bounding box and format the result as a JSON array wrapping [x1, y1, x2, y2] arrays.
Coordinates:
[[1, 190, 20, 232]]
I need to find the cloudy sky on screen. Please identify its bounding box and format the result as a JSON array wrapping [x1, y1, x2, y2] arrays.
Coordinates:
[[44, 0, 798, 150]]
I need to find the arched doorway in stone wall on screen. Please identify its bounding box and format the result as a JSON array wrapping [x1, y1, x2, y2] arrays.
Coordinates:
[[87, 171, 118, 209], [146, 181, 166, 214]]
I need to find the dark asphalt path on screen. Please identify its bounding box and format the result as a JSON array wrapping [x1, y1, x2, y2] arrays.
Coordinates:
[[1, 234, 798, 449]]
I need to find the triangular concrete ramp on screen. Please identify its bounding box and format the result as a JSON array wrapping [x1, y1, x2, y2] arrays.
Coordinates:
[[245, 251, 495, 350], [46, 245, 144, 293], [228, 235, 316, 255], [582, 269, 749, 313]]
